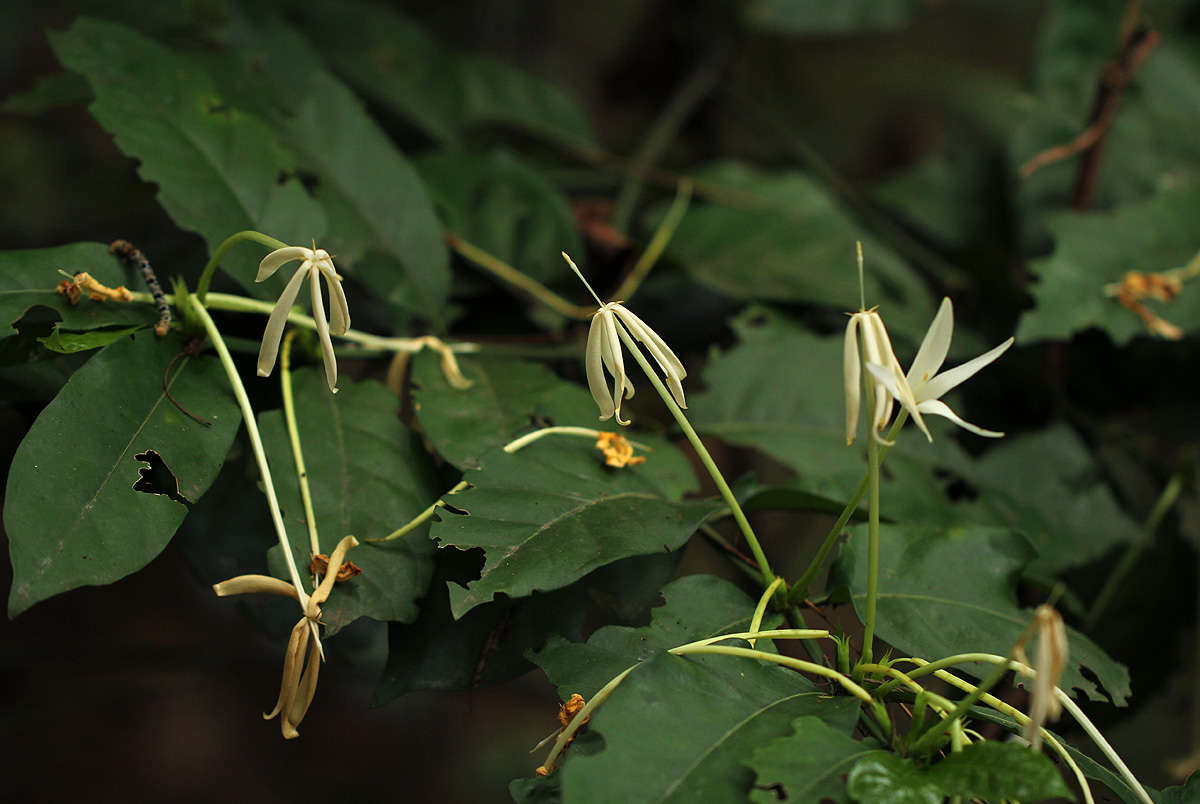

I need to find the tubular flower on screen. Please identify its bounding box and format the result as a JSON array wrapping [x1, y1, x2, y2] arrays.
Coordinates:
[[213, 535, 359, 739], [844, 308, 930, 445], [563, 253, 686, 426], [1014, 604, 1069, 751], [256, 245, 350, 393], [866, 297, 1014, 440]]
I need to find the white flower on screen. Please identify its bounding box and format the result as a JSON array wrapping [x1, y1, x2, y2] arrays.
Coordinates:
[[844, 308, 931, 445], [563, 253, 686, 426], [866, 297, 1014, 440], [256, 245, 350, 393]]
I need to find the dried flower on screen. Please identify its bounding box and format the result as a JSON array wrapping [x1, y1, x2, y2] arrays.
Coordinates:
[[256, 245, 350, 393], [1014, 604, 1069, 750], [595, 432, 646, 467], [213, 535, 358, 739]]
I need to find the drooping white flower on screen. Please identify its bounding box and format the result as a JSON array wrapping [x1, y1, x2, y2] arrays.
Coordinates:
[[564, 253, 686, 426], [256, 245, 350, 393], [866, 297, 1014, 440], [844, 308, 930, 445]]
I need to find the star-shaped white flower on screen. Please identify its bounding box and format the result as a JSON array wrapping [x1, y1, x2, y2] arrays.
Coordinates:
[[256, 245, 350, 393], [844, 308, 931, 445], [867, 297, 1014, 440], [563, 253, 686, 426]]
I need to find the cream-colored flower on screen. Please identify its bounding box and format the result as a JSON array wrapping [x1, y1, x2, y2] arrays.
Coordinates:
[[213, 535, 358, 739], [563, 253, 686, 426], [256, 245, 350, 393], [866, 297, 1014, 440], [844, 308, 930, 445], [1014, 604, 1069, 750]]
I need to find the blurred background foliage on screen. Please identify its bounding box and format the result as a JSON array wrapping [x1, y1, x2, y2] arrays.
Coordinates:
[[3, 0, 1200, 801]]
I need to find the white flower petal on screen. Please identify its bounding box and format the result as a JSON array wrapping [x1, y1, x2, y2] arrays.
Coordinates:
[[257, 246, 312, 282], [310, 265, 339, 393], [612, 306, 687, 409], [600, 309, 631, 425], [919, 337, 1014, 402], [317, 261, 351, 336], [916, 398, 1005, 437], [907, 297, 953, 387], [843, 314, 862, 445], [212, 574, 300, 599], [866, 361, 932, 442], [257, 263, 310, 378], [586, 313, 615, 420]]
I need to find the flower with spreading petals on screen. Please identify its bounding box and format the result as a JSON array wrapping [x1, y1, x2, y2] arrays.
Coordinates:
[[866, 297, 1014, 440], [563, 253, 686, 426], [256, 245, 350, 393], [844, 308, 931, 445], [213, 535, 358, 739]]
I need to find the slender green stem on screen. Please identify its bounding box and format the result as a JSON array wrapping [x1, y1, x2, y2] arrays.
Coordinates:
[[674, 629, 829, 650], [610, 50, 720, 233], [614, 323, 774, 585], [748, 578, 785, 647], [610, 179, 692, 304], [789, 412, 907, 604], [860, 378, 883, 667], [280, 332, 321, 586], [1086, 471, 1184, 630], [908, 660, 1012, 754], [448, 234, 594, 320], [130, 291, 481, 356], [188, 296, 308, 611], [195, 230, 288, 303], [669, 644, 872, 702], [539, 664, 638, 773]]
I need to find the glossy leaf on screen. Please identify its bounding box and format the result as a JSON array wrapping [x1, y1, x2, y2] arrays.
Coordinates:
[[832, 523, 1131, 705], [259, 370, 439, 635], [748, 716, 881, 804], [5, 334, 239, 616], [1017, 181, 1200, 344], [846, 753, 942, 804], [418, 149, 583, 285], [926, 741, 1073, 802], [431, 435, 719, 618], [658, 162, 934, 337], [39, 325, 143, 354], [50, 18, 326, 298], [0, 243, 157, 335]]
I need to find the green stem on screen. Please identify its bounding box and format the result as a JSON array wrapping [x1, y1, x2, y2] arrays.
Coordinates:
[[448, 234, 594, 320], [748, 578, 785, 647], [610, 52, 721, 234], [668, 644, 872, 702], [195, 230, 287, 304], [614, 323, 774, 586], [187, 296, 308, 611], [280, 331, 321, 586], [609, 179, 692, 304], [908, 660, 1012, 755], [1086, 472, 1183, 630], [130, 291, 481, 356], [860, 379, 884, 667], [539, 664, 639, 773], [788, 412, 907, 604]]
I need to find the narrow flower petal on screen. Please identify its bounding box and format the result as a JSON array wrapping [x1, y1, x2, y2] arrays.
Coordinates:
[[918, 337, 1014, 401], [586, 313, 616, 420], [310, 267, 339, 393], [257, 246, 312, 282], [861, 314, 899, 432], [258, 263, 310, 378], [317, 260, 351, 336], [213, 574, 301, 599], [866, 361, 933, 442], [265, 618, 310, 722], [612, 306, 686, 409], [599, 309, 632, 425], [916, 398, 1005, 438], [907, 297, 953, 387], [312, 535, 360, 605], [843, 314, 862, 445], [284, 644, 321, 738]]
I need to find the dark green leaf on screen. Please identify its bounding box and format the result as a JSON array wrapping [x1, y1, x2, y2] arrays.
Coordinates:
[[846, 753, 942, 804], [277, 71, 449, 323], [1017, 181, 1200, 345], [832, 523, 1131, 705], [510, 774, 561, 804], [5, 334, 239, 616], [0, 243, 157, 335], [39, 325, 142, 354], [50, 18, 326, 298], [927, 741, 1073, 802], [748, 716, 881, 804], [260, 371, 439, 635], [742, 0, 918, 35], [658, 162, 934, 338], [418, 149, 583, 285], [1153, 772, 1200, 803], [296, 0, 595, 148], [431, 435, 720, 618], [0, 71, 91, 115]]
